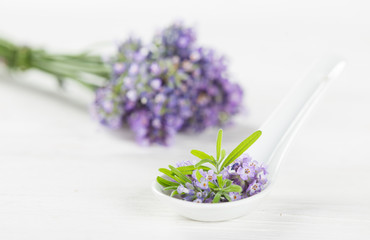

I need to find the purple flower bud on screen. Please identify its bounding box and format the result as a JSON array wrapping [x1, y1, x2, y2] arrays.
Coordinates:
[[126, 90, 137, 101], [237, 164, 255, 181], [101, 100, 114, 113], [229, 192, 242, 201], [152, 118, 162, 128], [134, 48, 148, 62], [197, 178, 209, 190], [205, 170, 216, 181], [154, 93, 166, 104], [150, 63, 161, 75], [128, 63, 139, 76], [177, 184, 190, 194], [150, 78, 162, 90], [123, 77, 134, 88], [247, 180, 261, 196], [113, 62, 126, 74], [106, 117, 122, 129], [176, 160, 194, 167], [190, 49, 201, 62]]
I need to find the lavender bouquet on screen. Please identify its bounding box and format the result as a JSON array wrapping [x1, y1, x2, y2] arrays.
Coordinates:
[[156, 129, 268, 203], [0, 23, 243, 145]]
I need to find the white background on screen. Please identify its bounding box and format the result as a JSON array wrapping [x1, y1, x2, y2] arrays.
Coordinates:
[[0, 0, 370, 239]]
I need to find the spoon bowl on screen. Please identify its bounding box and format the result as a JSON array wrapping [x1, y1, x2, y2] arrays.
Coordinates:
[[152, 55, 346, 221], [152, 179, 273, 221]]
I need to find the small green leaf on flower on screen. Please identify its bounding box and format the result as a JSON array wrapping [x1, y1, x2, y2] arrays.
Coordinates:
[[221, 149, 226, 161], [212, 192, 222, 203], [223, 184, 242, 193], [163, 186, 178, 191], [223, 192, 232, 202], [173, 175, 186, 185], [224, 179, 232, 188], [190, 150, 213, 161], [159, 168, 177, 181], [217, 174, 223, 188], [170, 190, 179, 197], [194, 159, 217, 168], [216, 129, 223, 161], [208, 182, 217, 189], [195, 170, 203, 182], [220, 130, 262, 170], [169, 165, 192, 184], [157, 176, 180, 187]]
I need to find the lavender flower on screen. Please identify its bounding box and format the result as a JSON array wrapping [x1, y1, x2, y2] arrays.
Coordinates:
[[229, 192, 242, 201], [92, 86, 123, 129], [177, 184, 194, 195], [204, 170, 217, 181], [157, 129, 268, 203], [193, 198, 203, 203], [92, 23, 243, 145], [195, 177, 209, 190], [176, 160, 195, 167], [247, 180, 262, 196], [237, 164, 255, 181]]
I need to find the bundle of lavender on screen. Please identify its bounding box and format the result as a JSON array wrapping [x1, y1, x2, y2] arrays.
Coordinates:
[[0, 23, 243, 145]]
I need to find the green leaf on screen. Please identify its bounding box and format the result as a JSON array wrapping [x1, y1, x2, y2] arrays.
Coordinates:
[[173, 175, 187, 185], [220, 130, 262, 170], [217, 174, 223, 188], [158, 168, 176, 181], [195, 170, 203, 182], [190, 150, 213, 161], [176, 170, 193, 176], [176, 165, 210, 175], [198, 166, 212, 171], [170, 190, 179, 197], [156, 176, 180, 187], [169, 165, 192, 184], [194, 159, 217, 168], [208, 182, 218, 189], [177, 166, 195, 172], [176, 165, 195, 175], [223, 192, 232, 202], [221, 149, 226, 160], [216, 129, 223, 161], [212, 192, 222, 203], [163, 186, 178, 191], [223, 184, 242, 193], [224, 179, 232, 188]]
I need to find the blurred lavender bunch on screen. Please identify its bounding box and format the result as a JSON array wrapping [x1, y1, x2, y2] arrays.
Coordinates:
[[157, 129, 268, 203], [93, 23, 243, 145]]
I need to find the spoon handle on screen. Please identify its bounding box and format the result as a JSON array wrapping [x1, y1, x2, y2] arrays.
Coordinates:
[[248, 55, 346, 177]]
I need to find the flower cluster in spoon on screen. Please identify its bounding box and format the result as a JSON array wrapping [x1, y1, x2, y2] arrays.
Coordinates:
[[156, 129, 268, 203]]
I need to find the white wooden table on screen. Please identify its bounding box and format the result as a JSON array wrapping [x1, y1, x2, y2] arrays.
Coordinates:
[[1, 1, 370, 239]]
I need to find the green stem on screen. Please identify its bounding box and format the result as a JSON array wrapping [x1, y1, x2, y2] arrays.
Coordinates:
[[32, 61, 99, 90], [0, 37, 111, 91]]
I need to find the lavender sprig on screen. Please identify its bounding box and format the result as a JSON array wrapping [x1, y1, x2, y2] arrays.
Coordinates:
[[157, 129, 268, 203]]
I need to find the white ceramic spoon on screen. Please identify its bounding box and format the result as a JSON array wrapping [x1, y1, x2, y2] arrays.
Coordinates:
[[152, 55, 346, 221]]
